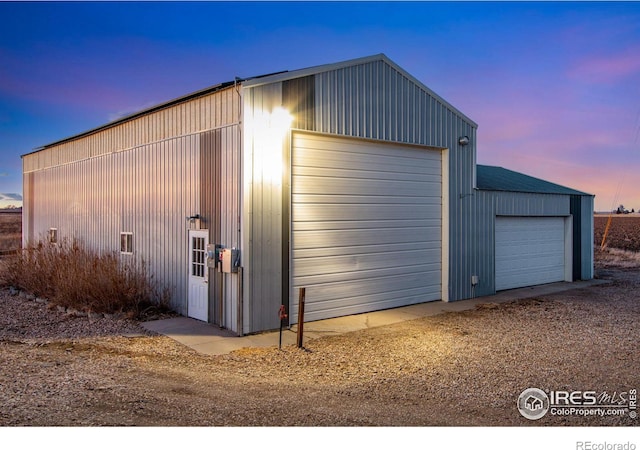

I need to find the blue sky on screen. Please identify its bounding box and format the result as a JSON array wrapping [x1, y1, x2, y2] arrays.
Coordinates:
[[1, 1, 639, 211]]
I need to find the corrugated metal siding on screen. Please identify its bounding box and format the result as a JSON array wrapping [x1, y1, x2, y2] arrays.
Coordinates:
[[201, 126, 242, 331], [22, 171, 33, 246], [201, 129, 220, 323], [25, 135, 201, 315], [23, 86, 242, 323], [570, 195, 583, 281], [23, 87, 239, 173], [242, 83, 285, 333], [283, 76, 315, 131], [314, 61, 474, 149], [571, 194, 596, 281]]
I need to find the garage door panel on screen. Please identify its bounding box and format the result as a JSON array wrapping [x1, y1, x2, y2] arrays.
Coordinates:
[[294, 288, 441, 322], [497, 253, 564, 266], [495, 217, 566, 291], [293, 218, 439, 231], [294, 135, 442, 165], [293, 248, 440, 278], [291, 151, 440, 175], [497, 270, 564, 291], [299, 272, 438, 303], [294, 260, 441, 288], [292, 273, 441, 315], [292, 132, 443, 323], [293, 176, 440, 197], [293, 165, 438, 182], [293, 194, 438, 205], [294, 155, 441, 177], [294, 203, 442, 222], [294, 241, 439, 259], [293, 227, 441, 249]]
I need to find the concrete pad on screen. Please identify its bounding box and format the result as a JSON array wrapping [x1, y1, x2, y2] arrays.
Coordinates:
[[141, 278, 610, 356]]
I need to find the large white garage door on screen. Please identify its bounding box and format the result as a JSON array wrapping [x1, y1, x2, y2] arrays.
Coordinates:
[[291, 132, 443, 323], [495, 216, 567, 291]]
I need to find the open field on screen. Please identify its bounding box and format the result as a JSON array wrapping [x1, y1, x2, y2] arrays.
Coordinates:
[[0, 210, 21, 254], [594, 214, 640, 252]]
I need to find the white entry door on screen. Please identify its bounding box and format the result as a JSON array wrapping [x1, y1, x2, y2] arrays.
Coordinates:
[[188, 230, 209, 322]]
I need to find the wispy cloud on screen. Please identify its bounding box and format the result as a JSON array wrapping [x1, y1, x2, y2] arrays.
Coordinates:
[[568, 47, 640, 84], [0, 193, 22, 201]]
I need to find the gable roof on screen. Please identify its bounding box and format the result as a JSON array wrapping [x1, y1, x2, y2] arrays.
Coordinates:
[[27, 53, 476, 155], [477, 165, 591, 196], [242, 53, 478, 127]]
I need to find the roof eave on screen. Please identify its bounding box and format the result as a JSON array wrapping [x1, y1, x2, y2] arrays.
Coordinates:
[[476, 187, 593, 197]]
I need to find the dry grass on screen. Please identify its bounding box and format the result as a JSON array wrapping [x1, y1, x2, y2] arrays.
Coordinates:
[[595, 246, 640, 268], [0, 238, 170, 317]]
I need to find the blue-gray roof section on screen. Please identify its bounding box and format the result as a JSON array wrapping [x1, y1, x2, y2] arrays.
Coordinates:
[[477, 165, 591, 196]]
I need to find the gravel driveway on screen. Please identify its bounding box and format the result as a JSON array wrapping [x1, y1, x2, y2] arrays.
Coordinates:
[[0, 249, 638, 426]]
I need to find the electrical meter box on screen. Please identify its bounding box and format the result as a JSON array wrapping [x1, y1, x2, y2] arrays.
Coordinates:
[[220, 248, 239, 273], [206, 244, 222, 269]]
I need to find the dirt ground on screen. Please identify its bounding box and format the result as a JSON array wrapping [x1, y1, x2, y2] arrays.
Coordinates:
[[595, 214, 640, 252], [0, 248, 638, 427]]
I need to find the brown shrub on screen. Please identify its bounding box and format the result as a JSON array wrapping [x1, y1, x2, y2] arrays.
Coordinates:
[[0, 238, 170, 316]]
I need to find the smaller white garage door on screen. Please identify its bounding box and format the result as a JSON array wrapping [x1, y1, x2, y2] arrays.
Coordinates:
[[495, 217, 568, 291]]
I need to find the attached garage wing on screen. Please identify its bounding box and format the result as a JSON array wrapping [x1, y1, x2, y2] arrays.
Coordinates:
[[495, 216, 571, 291], [290, 132, 444, 323]]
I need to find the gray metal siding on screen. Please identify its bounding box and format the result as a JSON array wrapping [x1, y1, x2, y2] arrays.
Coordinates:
[[580, 195, 594, 280], [23, 86, 242, 325], [493, 191, 570, 216], [314, 61, 473, 148], [242, 83, 286, 333], [200, 127, 242, 330], [283, 76, 315, 131]]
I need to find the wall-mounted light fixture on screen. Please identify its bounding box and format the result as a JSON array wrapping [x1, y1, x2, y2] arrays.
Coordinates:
[[186, 214, 201, 229], [458, 136, 470, 146]]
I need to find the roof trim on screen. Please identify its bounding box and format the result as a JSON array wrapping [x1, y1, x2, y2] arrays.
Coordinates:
[[476, 164, 592, 197], [241, 53, 478, 127]]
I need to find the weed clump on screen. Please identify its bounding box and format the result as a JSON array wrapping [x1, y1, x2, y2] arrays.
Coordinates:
[[0, 238, 170, 318]]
